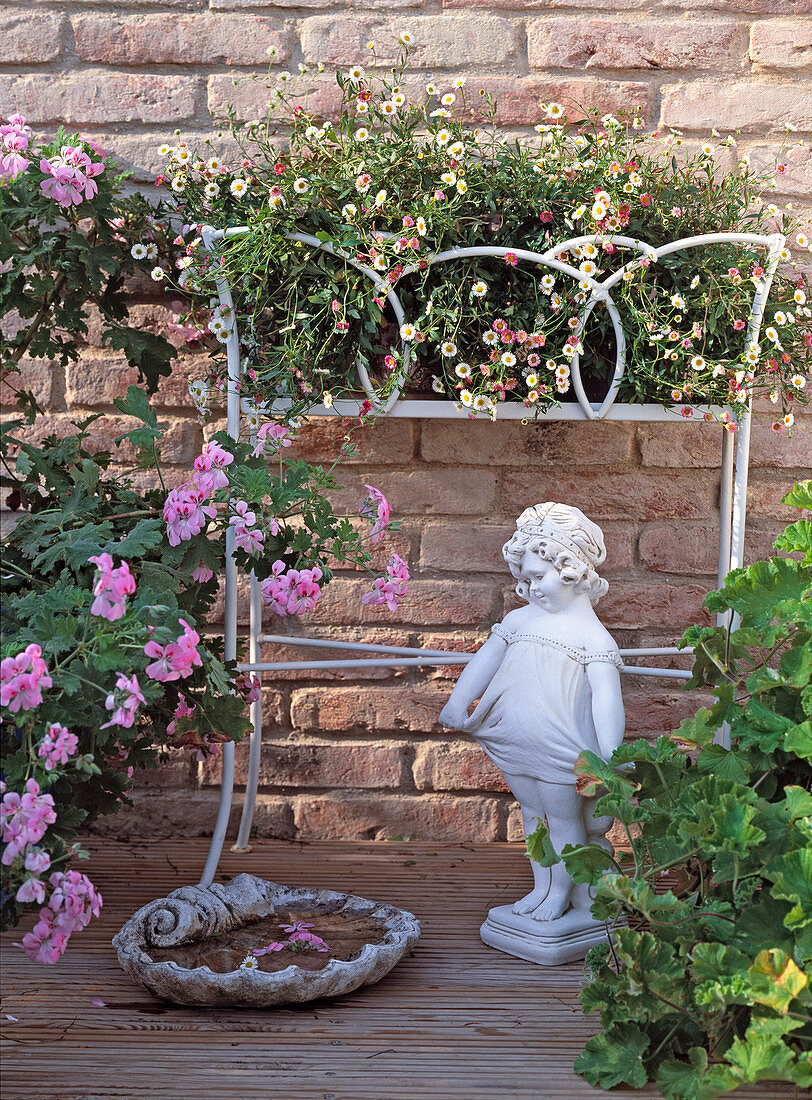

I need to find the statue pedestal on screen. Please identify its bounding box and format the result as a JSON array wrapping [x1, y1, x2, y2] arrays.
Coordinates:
[[480, 904, 615, 966]]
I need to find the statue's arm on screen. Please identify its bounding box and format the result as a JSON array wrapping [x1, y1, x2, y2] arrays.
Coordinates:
[[586, 661, 625, 761], [438, 634, 507, 730]]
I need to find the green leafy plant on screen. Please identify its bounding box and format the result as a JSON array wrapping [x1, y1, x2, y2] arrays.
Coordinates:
[[150, 40, 809, 425], [0, 381, 408, 962], [527, 482, 811, 1095], [0, 117, 177, 413]]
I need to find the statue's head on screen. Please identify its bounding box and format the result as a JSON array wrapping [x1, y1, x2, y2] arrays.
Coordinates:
[[502, 502, 609, 606]]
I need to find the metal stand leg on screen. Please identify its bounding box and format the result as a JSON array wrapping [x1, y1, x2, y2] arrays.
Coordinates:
[[715, 406, 753, 750], [730, 406, 752, 573], [200, 527, 238, 886], [233, 572, 263, 852], [717, 427, 734, 595], [200, 296, 242, 887]]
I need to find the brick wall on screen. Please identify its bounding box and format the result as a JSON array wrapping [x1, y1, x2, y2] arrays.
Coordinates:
[[2, 0, 810, 843]]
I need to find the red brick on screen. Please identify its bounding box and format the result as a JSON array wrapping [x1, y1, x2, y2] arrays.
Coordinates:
[[291, 685, 448, 735], [71, 0, 207, 7], [300, 15, 517, 69], [293, 791, 501, 841], [446, 0, 810, 8], [209, 72, 338, 122], [0, 74, 197, 125], [598, 580, 710, 629], [638, 422, 724, 467], [327, 468, 498, 519], [0, 357, 54, 409], [82, 303, 183, 349], [747, 477, 812, 519], [72, 14, 291, 65], [87, 790, 293, 838], [79, 414, 201, 465], [624, 690, 715, 737], [0, 12, 63, 62], [502, 469, 715, 520], [660, 81, 812, 133], [289, 417, 414, 465], [211, 0, 339, 7], [419, 420, 632, 466], [638, 521, 782, 575], [529, 17, 741, 71], [420, 523, 514, 573], [413, 743, 509, 793], [65, 345, 203, 411], [308, 577, 500, 626], [132, 755, 195, 791], [661, 0, 811, 10], [469, 76, 653, 126], [751, 19, 812, 70], [77, 128, 245, 182], [741, 142, 812, 199], [639, 419, 812, 470], [65, 350, 137, 407], [203, 738, 409, 789], [13, 413, 198, 466]]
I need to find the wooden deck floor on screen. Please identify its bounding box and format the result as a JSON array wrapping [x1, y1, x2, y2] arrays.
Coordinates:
[[0, 838, 790, 1100]]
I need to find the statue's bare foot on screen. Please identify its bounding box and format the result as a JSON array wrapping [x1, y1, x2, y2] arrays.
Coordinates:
[[530, 883, 572, 921], [511, 886, 550, 915]]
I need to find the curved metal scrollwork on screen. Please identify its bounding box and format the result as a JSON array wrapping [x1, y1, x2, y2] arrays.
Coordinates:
[[203, 226, 785, 421]]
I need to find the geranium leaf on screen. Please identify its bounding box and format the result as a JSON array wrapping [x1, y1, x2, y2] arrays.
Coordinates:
[[573, 1024, 650, 1090]]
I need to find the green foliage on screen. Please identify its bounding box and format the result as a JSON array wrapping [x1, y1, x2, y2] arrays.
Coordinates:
[[0, 423, 251, 932], [155, 46, 808, 424], [0, 126, 176, 405], [566, 483, 812, 1095]]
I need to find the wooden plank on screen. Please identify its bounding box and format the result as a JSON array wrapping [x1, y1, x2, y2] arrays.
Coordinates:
[[0, 839, 792, 1100]]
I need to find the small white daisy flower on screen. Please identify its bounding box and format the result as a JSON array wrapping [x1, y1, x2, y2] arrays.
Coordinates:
[[130, 243, 147, 260]]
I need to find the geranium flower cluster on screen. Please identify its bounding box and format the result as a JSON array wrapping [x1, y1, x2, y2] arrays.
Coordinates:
[[37, 723, 79, 771], [1, 114, 31, 179], [89, 553, 136, 621], [359, 484, 392, 543], [163, 440, 236, 546], [144, 619, 203, 682], [0, 644, 53, 714], [260, 560, 324, 616], [101, 673, 146, 730], [230, 499, 268, 556], [361, 553, 410, 612], [1, 779, 57, 866], [18, 869, 102, 965]]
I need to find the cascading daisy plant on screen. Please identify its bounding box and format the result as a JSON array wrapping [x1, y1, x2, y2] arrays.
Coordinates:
[[142, 38, 810, 429]]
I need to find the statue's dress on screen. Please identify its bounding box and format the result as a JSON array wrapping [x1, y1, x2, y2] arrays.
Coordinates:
[[465, 623, 623, 785]]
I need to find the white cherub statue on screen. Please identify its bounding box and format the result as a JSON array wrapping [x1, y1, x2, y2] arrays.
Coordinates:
[[439, 502, 625, 963]]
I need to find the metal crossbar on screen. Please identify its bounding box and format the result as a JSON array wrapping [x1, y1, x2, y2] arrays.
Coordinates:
[[198, 226, 785, 885]]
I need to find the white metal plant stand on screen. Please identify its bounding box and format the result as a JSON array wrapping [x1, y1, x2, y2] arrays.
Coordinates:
[[198, 226, 785, 886]]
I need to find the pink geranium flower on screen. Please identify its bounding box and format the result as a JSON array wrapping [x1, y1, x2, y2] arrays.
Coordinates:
[[88, 553, 136, 622], [359, 485, 391, 544], [361, 554, 410, 612]]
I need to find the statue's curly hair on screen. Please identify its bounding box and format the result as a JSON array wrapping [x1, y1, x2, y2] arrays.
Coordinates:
[[502, 503, 609, 606]]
